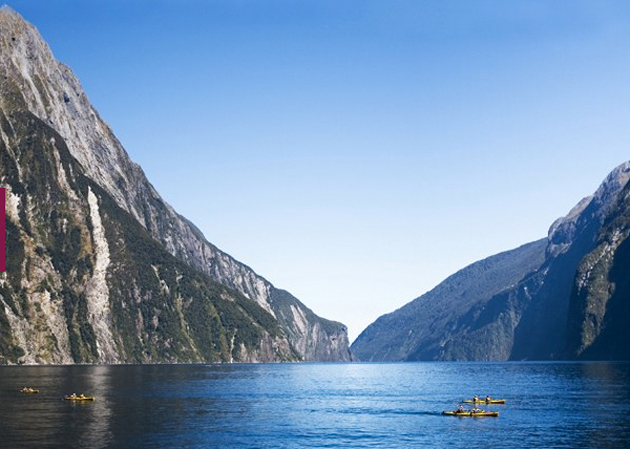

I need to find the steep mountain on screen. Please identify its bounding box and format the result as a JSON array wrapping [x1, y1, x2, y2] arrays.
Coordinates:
[[510, 161, 630, 360], [0, 7, 351, 364], [352, 161, 630, 361], [564, 175, 630, 360]]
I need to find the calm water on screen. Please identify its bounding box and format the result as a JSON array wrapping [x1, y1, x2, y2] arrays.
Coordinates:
[[1, 362, 629, 448]]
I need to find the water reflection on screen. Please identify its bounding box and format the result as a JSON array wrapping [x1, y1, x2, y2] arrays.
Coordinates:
[[577, 363, 630, 448], [0, 365, 113, 449], [1, 363, 629, 448], [79, 365, 113, 449]]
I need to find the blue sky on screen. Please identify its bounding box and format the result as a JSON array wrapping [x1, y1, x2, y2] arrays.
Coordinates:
[[9, 1, 630, 341]]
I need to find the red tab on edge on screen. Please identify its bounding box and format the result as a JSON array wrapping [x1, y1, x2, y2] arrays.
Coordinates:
[[1, 188, 5, 272]]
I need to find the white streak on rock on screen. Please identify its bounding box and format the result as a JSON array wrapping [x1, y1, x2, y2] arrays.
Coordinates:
[[5, 189, 20, 221], [86, 187, 117, 362], [33, 290, 74, 364], [290, 304, 308, 337], [1, 302, 32, 363]]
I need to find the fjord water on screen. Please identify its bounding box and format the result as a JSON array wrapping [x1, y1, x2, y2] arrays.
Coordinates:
[[1, 362, 629, 448]]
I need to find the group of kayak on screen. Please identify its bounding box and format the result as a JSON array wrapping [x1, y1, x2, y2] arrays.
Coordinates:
[[442, 395, 505, 417], [19, 387, 95, 401]]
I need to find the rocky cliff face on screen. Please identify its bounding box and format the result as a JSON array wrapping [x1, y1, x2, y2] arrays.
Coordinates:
[[352, 161, 630, 361], [564, 170, 630, 360], [0, 7, 351, 364]]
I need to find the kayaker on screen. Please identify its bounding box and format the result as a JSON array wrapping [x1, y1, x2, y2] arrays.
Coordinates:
[[472, 406, 482, 413], [485, 395, 491, 402], [456, 405, 465, 413]]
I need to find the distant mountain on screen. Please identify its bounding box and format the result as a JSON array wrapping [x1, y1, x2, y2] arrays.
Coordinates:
[[0, 7, 351, 364], [351, 240, 547, 361], [352, 161, 630, 361]]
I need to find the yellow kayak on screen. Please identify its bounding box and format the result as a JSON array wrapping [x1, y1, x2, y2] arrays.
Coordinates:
[[463, 398, 506, 404], [63, 395, 95, 401], [20, 387, 40, 394], [442, 411, 499, 417]]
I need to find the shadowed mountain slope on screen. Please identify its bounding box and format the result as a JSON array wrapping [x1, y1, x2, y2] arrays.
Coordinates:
[[353, 161, 630, 361]]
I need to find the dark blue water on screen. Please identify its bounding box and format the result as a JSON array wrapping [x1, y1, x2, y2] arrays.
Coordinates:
[[1, 362, 629, 448]]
